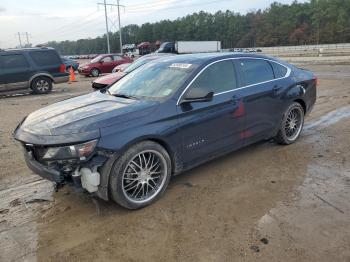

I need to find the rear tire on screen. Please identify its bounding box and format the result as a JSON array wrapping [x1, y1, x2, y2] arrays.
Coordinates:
[[109, 141, 172, 209], [31, 76, 52, 94], [274, 102, 304, 145]]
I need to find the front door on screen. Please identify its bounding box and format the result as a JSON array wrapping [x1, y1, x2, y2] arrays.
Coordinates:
[[176, 60, 245, 168]]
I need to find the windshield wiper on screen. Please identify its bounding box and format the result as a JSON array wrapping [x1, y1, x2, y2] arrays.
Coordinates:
[[112, 93, 138, 100]]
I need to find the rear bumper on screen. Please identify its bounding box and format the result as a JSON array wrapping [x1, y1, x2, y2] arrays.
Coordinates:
[[24, 149, 64, 183], [53, 75, 69, 84]]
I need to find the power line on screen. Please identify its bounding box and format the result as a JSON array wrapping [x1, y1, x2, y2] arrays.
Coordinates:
[[127, 0, 231, 13], [34, 10, 99, 38]]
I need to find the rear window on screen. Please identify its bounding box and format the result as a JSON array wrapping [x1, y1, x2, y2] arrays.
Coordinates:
[[271, 62, 288, 78], [239, 59, 274, 86], [29, 50, 61, 66], [0, 54, 28, 69]]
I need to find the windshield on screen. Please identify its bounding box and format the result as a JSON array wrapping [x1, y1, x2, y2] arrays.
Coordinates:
[[124, 57, 152, 73], [108, 60, 198, 100], [91, 55, 102, 63]]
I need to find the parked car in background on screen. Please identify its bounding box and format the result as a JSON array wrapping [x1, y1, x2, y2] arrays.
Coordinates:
[[78, 54, 133, 77], [92, 54, 174, 90], [0, 47, 69, 94], [61, 57, 79, 71], [112, 63, 131, 73], [137, 42, 151, 55], [14, 53, 317, 209]]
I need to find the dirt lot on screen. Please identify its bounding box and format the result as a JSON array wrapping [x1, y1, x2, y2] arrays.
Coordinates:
[[0, 64, 350, 262]]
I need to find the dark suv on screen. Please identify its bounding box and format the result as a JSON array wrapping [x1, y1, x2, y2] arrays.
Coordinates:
[[0, 47, 69, 94]]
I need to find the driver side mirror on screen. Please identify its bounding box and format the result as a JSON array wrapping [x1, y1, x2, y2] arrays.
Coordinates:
[[180, 88, 214, 104]]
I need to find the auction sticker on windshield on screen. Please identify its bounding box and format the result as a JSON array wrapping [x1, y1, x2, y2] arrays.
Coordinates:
[[169, 63, 192, 69]]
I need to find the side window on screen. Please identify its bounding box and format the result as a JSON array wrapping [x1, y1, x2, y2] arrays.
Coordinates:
[[113, 55, 123, 61], [189, 60, 237, 94], [102, 56, 112, 62], [1, 54, 28, 69], [270, 62, 288, 78], [29, 50, 61, 66], [239, 59, 274, 86]]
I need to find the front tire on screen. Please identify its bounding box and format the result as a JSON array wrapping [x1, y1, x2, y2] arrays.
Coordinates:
[[275, 102, 304, 145], [109, 141, 172, 209], [31, 76, 52, 94], [90, 68, 100, 77]]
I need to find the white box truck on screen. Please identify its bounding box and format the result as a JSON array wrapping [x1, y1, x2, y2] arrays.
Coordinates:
[[156, 41, 221, 54]]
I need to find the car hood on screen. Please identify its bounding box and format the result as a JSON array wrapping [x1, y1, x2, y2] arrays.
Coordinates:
[[94, 72, 126, 85], [17, 91, 158, 141]]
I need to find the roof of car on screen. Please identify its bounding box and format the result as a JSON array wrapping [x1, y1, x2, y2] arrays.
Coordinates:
[[1, 47, 56, 53], [153, 52, 287, 67]]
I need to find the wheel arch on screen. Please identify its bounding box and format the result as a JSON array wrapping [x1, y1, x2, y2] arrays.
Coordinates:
[[96, 135, 179, 201], [293, 98, 306, 114], [120, 136, 177, 174], [29, 73, 54, 87], [90, 67, 101, 74]]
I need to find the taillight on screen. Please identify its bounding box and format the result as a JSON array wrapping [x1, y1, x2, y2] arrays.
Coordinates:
[[59, 64, 66, 73]]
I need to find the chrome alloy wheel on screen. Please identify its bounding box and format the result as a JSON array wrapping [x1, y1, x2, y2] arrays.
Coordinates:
[[36, 80, 50, 92], [285, 107, 303, 141], [122, 150, 167, 204]]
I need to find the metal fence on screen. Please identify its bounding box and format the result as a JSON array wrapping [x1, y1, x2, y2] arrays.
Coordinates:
[[255, 43, 350, 52]]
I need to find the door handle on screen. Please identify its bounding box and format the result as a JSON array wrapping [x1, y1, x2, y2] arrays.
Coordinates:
[[232, 95, 238, 105]]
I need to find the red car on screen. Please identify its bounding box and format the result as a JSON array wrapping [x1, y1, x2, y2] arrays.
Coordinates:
[[78, 54, 133, 77], [92, 54, 174, 89]]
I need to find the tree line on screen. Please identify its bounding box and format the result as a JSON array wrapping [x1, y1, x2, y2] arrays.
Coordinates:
[[47, 0, 350, 55]]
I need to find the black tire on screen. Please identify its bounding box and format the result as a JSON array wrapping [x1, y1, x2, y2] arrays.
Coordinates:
[[90, 68, 100, 77], [274, 102, 304, 145], [109, 141, 172, 209], [31, 76, 52, 94]]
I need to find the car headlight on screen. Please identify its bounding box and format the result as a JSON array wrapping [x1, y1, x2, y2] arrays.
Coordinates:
[[43, 140, 98, 161]]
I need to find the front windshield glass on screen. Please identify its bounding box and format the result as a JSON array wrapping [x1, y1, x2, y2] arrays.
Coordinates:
[[91, 55, 102, 63], [124, 57, 150, 73], [108, 60, 198, 99]]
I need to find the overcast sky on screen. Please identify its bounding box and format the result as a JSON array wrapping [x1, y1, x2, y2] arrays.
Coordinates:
[[0, 0, 306, 48]]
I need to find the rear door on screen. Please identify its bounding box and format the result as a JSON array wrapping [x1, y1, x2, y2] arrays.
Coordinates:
[[0, 53, 32, 91], [28, 50, 63, 76], [177, 60, 245, 167], [113, 55, 127, 69], [234, 58, 285, 143]]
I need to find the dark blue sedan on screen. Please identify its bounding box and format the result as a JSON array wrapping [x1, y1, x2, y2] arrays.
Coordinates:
[[14, 53, 316, 209]]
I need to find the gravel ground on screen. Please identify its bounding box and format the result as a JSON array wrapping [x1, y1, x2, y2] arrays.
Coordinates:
[[0, 64, 349, 262]]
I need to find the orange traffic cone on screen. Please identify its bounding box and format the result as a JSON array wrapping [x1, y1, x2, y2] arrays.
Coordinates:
[[69, 66, 76, 82]]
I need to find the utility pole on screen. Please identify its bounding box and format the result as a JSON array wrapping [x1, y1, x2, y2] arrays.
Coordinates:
[[17, 32, 22, 48], [25, 32, 30, 45], [103, 0, 111, 53], [117, 0, 122, 54], [98, 1, 125, 54]]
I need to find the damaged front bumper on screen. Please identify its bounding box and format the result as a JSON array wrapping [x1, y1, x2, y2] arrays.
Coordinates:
[[21, 144, 113, 200], [24, 149, 65, 183]]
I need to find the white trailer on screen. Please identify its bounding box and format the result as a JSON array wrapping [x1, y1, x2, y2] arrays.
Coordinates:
[[156, 41, 221, 54], [175, 41, 221, 54]]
